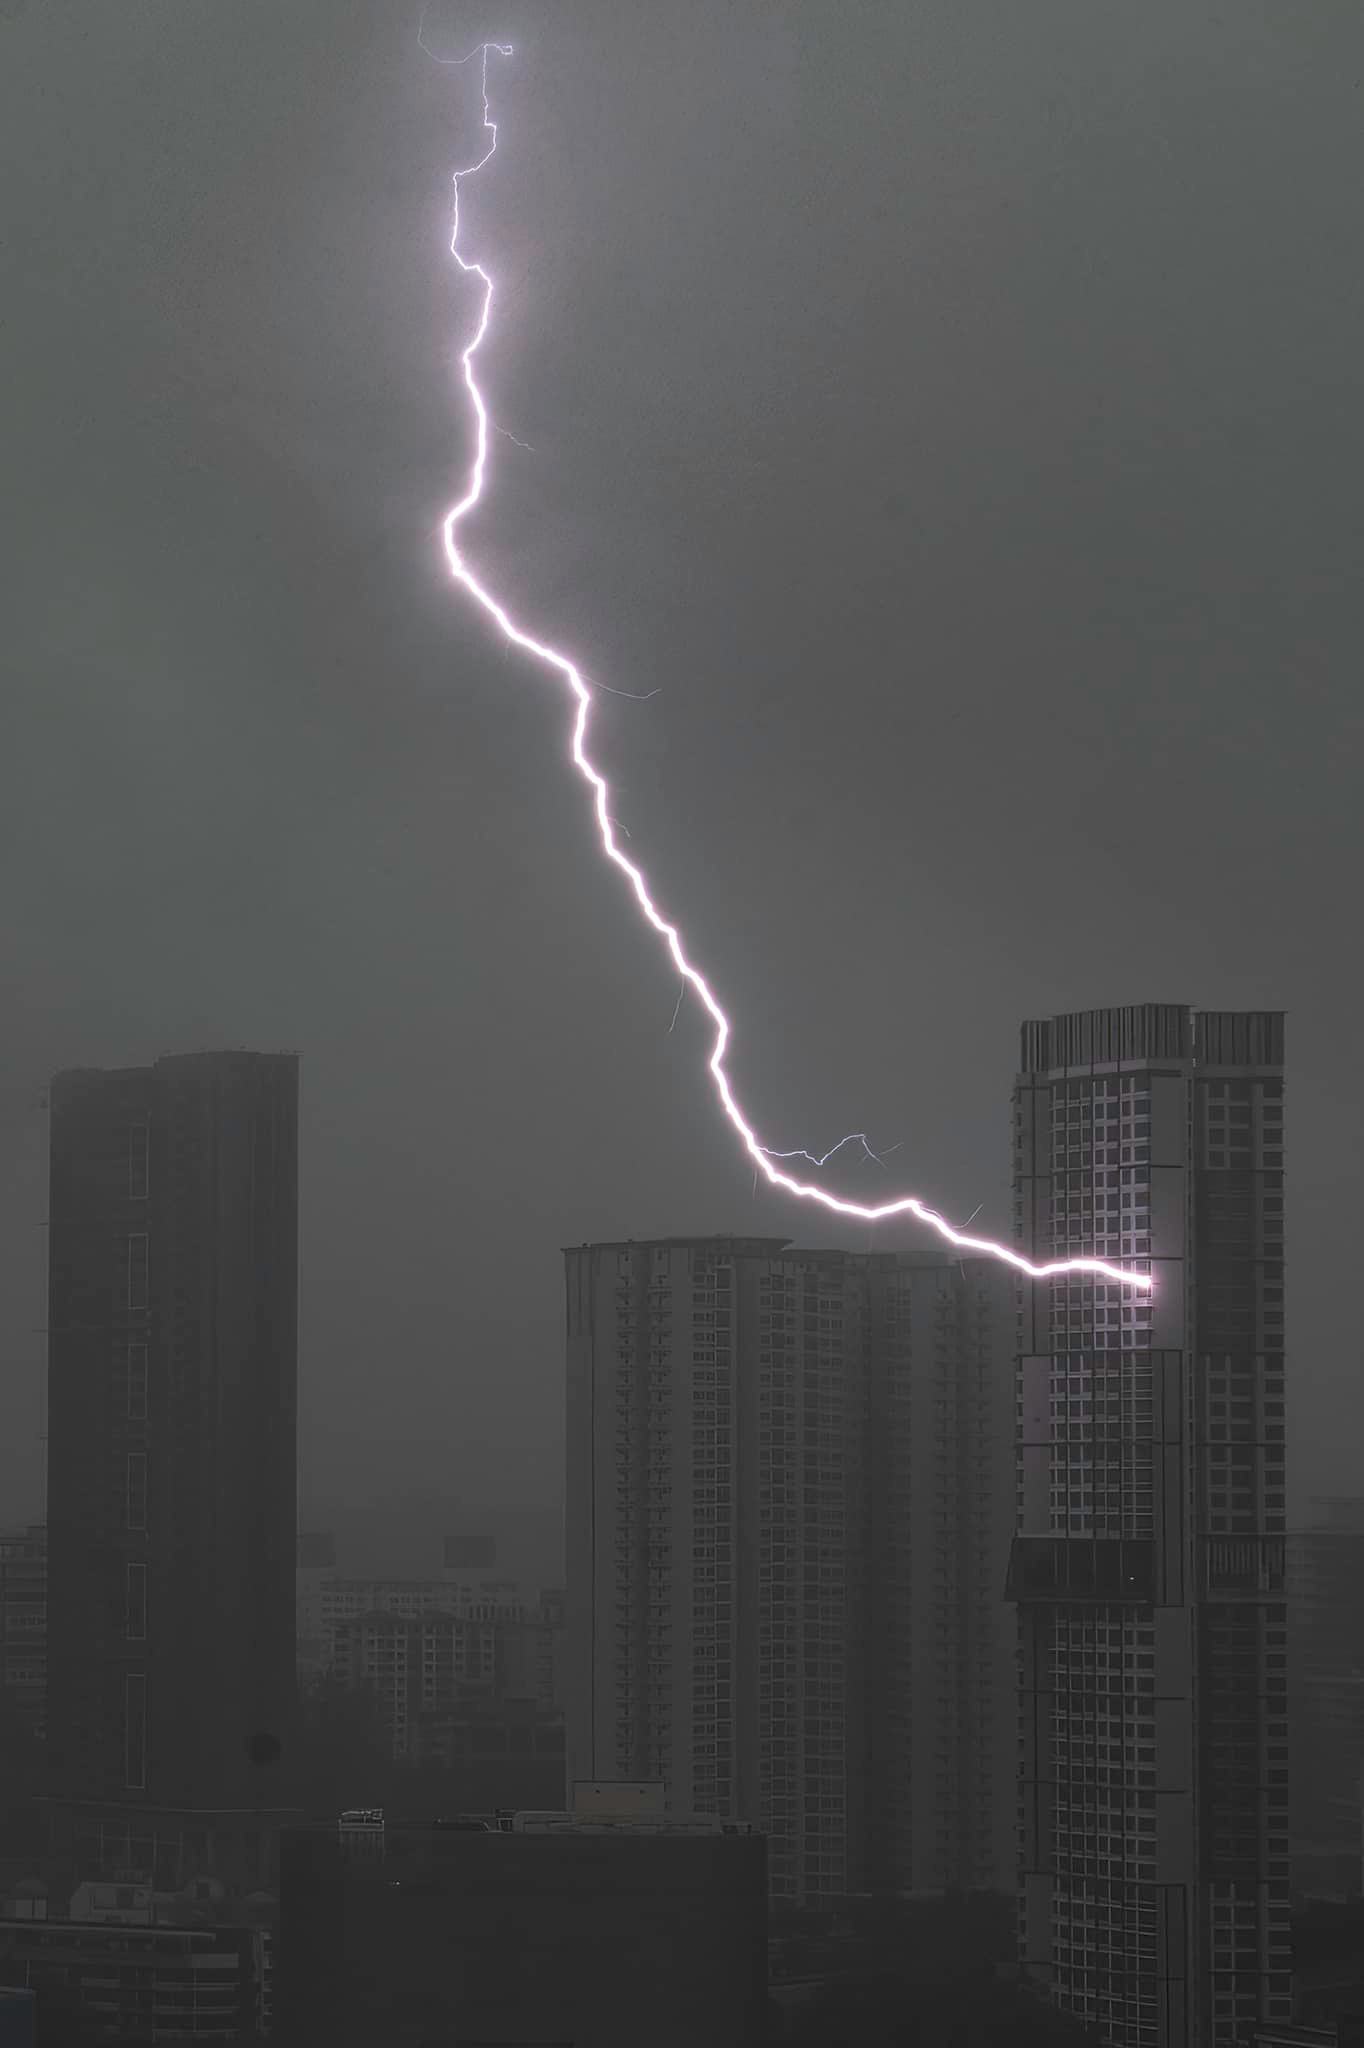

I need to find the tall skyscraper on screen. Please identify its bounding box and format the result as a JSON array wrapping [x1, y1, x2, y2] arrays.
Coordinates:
[[565, 1235, 1016, 1905], [1007, 1005, 1288, 2048], [46, 1052, 299, 1829]]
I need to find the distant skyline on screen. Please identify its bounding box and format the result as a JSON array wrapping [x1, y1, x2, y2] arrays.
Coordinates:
[[2, 1, 1361, 1525]]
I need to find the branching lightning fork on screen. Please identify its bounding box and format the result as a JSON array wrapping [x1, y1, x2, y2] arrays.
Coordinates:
[[429, 38, 1153, 1293]]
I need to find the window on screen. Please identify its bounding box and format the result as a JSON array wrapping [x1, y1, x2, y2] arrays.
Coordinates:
[[126, 1452, 147, 1531], [126, 1234, 149, 1311], [126, 1562, 147, 1641], [127, 1342, 148, 1422], [128, 1123, 149, 1201], [124, 1673, 147, 1790]]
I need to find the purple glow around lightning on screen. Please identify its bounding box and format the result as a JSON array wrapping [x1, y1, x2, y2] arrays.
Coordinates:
[[430, 38, 1153, 1293]]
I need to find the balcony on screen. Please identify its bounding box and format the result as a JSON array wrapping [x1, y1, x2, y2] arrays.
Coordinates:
[[1201, 1534, 1285, 1597], [1006, 1536, 1156, 1605]]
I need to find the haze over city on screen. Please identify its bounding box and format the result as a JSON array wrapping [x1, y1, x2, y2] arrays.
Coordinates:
[[3, 0, 1359, 1557], [1, 10, 1362, 2037]]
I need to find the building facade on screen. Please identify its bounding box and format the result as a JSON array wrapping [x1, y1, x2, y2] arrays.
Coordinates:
[[0, 1527, 46, 1748], [1008, 1004, 1289, 2048], [0, 1908, 263, 2041], [410, 1693, 565, 1798], [304, 1573, 530, 1640], [45, 1052, 299, 1818], [276, 1799, 767, 2048], [295, 1532, 339, 1683], [1288, 1501, 1364, 1900], [330, 1610, 499, 1760], [565, 1236, 1016, 1905], [300, 1571, 558, 1709]]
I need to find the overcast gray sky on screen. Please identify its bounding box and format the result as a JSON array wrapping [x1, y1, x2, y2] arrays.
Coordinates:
[[2, 0, 1360, 1538]]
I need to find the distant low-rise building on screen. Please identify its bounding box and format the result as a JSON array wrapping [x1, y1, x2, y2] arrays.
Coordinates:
[[300, 1575, 532, 1670], [39, 1799, 296, 1905], [0, 1908, 264, 2042], [409, 1693, 565, 1811], [313, 1575, 564, 1759], [331, 1610, 499, 1759]]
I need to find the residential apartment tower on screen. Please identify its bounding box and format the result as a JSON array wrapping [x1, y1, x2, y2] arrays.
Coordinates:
[[565, 1236, 1016, 1905], [1008, 1005, 1288, 2048]]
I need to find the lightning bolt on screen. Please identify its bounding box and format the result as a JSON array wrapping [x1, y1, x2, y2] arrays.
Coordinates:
[[493, 423, 535, 454], [760, 1133, 897, 1173], [429, 37, 1153, 1294]]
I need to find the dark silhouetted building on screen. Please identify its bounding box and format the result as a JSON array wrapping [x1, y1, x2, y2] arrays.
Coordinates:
[[276, 1793, 767, 2046], [44, 1052, 300, 1879], [1008, 1005, 1289, 2048]]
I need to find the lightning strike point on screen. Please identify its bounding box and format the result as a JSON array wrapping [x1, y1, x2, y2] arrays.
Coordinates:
[[429, 38, 1154, 1294]]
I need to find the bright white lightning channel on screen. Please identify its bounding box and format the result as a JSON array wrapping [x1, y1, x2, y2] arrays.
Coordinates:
[[429, 38, 1153, 1294]]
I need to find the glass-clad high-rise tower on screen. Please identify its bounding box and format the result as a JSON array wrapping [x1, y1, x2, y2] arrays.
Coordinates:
[[1007, 1005, 1288, 2048]]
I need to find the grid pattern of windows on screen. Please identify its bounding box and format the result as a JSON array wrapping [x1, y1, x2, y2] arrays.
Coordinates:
[[1043, 1357, 1155, 1538], [1044, 1079, 1155, 1263], [571, 1239, 1014, 1908], [329, 1613, 500, 1759], [1011, 1010, 1289, 2048], [1047, 1610, 1158, 1881], [756, 1262, 852, 1897], [689, 1253, 732, 1812], [1050, 1883, 1160, 2043]]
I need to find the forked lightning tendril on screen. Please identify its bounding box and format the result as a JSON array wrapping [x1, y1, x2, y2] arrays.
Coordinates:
[[428, 37, 1153, 1293]]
